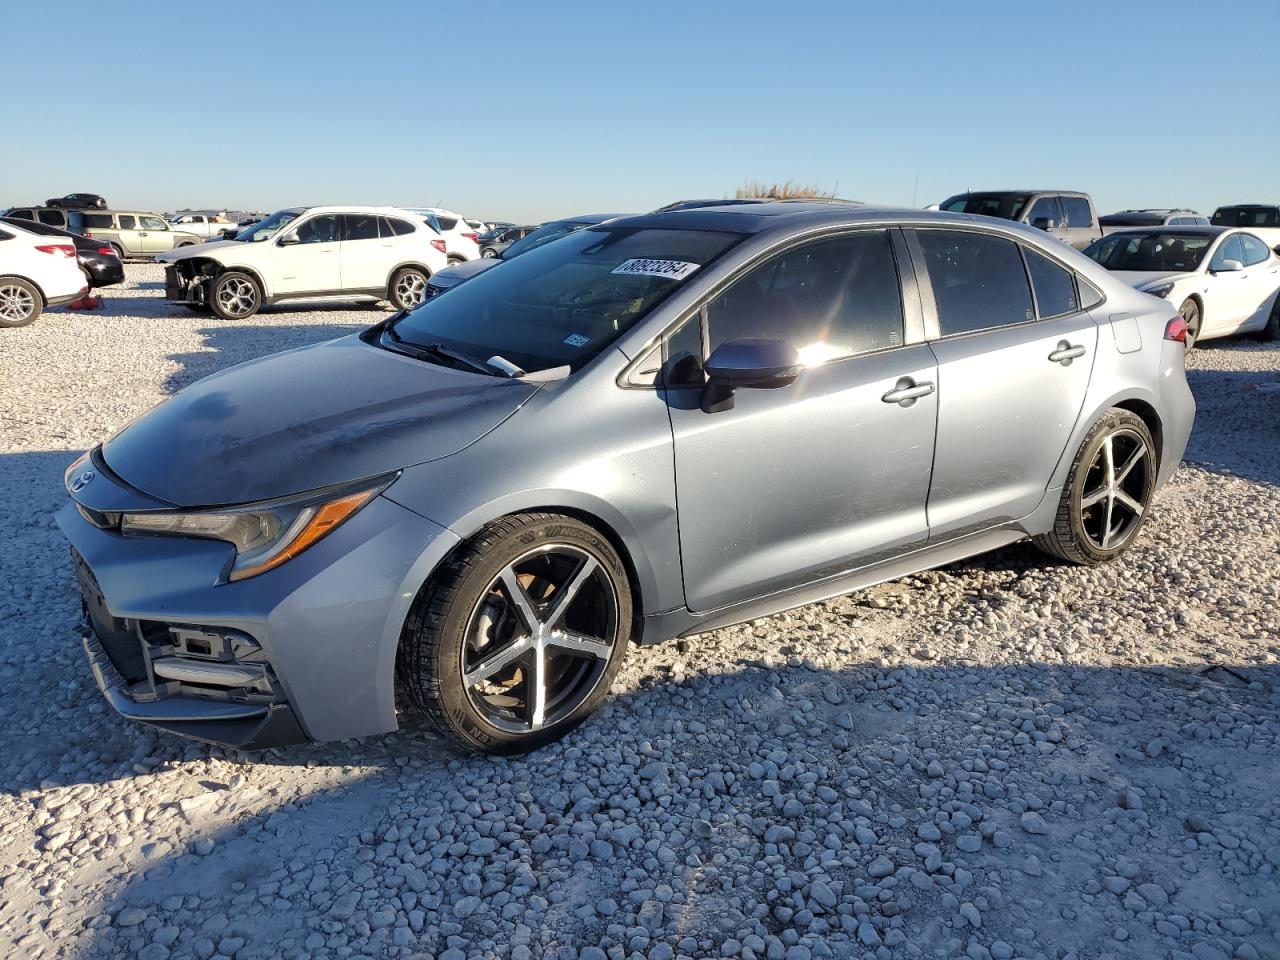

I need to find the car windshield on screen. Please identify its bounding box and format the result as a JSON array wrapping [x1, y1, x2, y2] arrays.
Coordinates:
[[233, 209, 300, 242], [502, 219, 595, 259], [390, 226, 743, 373], [940, 193, 1031, 220], [1084, 232, 1213, 272]]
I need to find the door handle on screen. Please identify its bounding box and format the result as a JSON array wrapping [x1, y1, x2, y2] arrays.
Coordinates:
[[1048, 341, 1086, 365], [881, 377, 935, 406]]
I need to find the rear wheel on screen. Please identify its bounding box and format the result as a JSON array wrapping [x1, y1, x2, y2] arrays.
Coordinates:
[[398, 513, 632, 753], [447, 254, 466, 266], [0, 277, 41, 327], [209, 270, 262, 320], [480, 247, 498, 258], [389, 266, 429, 310], [1257, 296, 1280, 341], [1034, 408, 1156, 565], [1178, 298, 1201, 348]]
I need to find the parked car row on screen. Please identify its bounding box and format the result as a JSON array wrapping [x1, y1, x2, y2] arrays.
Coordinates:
[[0, 221, 90, 326]]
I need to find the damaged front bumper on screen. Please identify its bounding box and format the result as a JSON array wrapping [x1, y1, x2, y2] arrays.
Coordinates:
[[55, 454, 460, 749], [163, 263, 212, 305]]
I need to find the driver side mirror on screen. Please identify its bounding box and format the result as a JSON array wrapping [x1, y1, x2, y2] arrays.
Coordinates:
[[701, 338, 801, 413], [1213, 258, 1244, 273], [278, 232, 300, 246], [1032, 217, 1057, 231]]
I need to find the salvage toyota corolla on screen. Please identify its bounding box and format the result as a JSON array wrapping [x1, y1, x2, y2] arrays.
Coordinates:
[[57, 203, 1195, 752]]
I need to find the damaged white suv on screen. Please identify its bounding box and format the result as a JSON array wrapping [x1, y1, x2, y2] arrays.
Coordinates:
[[158, 205, 449, 320]]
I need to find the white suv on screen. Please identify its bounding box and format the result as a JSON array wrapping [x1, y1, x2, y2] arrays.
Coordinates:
[[408, 208, 481, 263], [0, 221, 89, 327], [157, 205, 449, 320]]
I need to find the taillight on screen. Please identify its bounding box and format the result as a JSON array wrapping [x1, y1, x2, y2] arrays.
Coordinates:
[[97, 246, 116, 256], [430, 239, 446, 254], [1164, 317, 1188, 343], [35, 244, 77, 258], [462, 232, 478, 243]]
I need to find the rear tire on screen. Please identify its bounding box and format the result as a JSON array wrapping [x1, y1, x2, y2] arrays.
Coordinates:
[[1034, 409, 1156, 565], [389, 266, 429, 310], [397, 513, 632, 754], [1178, 298, 1201, 348], [0, 277, 42, 327], [1257, 296, 1280, 341], [209, 270, 262, 320], [447, 254, 466, 266]]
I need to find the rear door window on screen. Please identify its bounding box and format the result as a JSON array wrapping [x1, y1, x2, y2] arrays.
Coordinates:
[[1061, 197, 1094, 228], [117, 215, 137, 229], [916, 230, 1035, 336], [1023, 248, 1080, 318], [1239, 234, 1271, 266], [341, 213, 379, 241]]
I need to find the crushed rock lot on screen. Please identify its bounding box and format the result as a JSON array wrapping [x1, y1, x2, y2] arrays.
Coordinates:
[[1, 264, 1278, 960]]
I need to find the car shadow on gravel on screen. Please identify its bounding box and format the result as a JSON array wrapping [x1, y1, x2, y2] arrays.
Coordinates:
[[57, 658, 1279, 960], [163, 323, 375, 393]]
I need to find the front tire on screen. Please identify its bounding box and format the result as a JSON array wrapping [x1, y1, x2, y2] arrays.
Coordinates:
[[480, 248, 498, 258], [398, 513, 632, 753], [1034, 408, 1157, 565], [389, 266, 429, 310], [0, 277, 42, 327], [1178, 298, 1201, 348], [209, 271, 262, 320]]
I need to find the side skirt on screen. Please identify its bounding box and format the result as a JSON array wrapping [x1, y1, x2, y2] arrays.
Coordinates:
[[636, 527, 1027, 646]]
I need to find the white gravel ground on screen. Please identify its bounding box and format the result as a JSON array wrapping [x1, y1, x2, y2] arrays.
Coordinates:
[[1, 264, 1278, 960]]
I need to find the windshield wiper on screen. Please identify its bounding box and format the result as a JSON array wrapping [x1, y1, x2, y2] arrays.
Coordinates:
[[381, 327, 505, 377]]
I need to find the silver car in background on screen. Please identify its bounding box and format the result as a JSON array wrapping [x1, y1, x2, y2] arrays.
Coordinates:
[[57, 203, 1194, 753]]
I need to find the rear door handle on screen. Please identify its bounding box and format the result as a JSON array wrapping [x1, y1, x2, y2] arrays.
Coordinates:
[[1048, 341, 1086, 365], [881, 378, 935, 406]]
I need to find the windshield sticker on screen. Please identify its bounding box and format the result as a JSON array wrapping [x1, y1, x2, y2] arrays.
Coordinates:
[[562, 333, 591, 348], [611, 258, 701, 281]]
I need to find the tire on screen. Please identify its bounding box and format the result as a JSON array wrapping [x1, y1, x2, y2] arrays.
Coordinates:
[[389, 266, 429, 310], [398, 513, 633, 753], [447, 255, 466, 266], [480, 247, 498, 258], [1178, 298, 1201, 348], [209, 270, 262, 320], [1256, 296, 1280, 341], [0, 277, 42, 327], [1034, 408, 1157, 565]]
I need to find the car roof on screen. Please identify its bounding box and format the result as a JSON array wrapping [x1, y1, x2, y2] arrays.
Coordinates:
[[1214, 203, 1279, 209], [1097, 225, 1230, 237], [946, 189, 1088, 197], [605, 201, 1042, 236]]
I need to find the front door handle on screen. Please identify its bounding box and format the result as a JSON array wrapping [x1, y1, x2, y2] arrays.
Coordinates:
[[1048, 341, 1086, 365], [881, 377, 935, 406]]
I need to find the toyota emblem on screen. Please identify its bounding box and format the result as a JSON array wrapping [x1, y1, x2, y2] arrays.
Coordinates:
[[70, 470, 96, 493]]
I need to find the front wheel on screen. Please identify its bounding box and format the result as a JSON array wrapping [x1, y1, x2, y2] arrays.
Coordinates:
[[1178, 298, 1201, 348], [1034, 408, 1157, 565], [480, 248, 498, 258], [397, 513, 632, 753], [0, 277, 42, 327], [209, 270, 262, 320], [389, 266, 429, 310]]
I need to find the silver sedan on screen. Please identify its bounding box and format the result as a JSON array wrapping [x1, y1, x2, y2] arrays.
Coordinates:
[[57, 203, 1195, 752]]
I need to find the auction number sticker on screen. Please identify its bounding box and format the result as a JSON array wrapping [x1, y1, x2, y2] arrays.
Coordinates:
[[611, 258, 701, 281], [563, 333, 591, 348]]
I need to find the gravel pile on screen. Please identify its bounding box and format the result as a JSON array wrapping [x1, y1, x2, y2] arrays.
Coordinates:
[[1, 265, 1277, 959]]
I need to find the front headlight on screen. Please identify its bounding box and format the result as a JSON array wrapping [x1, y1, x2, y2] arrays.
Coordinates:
[[121, 475, 395, 581], [1143, 281, 1176, 299]]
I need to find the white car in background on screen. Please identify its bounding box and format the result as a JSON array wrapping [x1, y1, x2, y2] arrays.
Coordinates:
[[0, 221, 89, 327], [407, 208, 481, 263], [1084, 225, 1280, 346], [1210, 205, 1280, 250], [157, 205, 449, 320], [167, 212, 241, 239]]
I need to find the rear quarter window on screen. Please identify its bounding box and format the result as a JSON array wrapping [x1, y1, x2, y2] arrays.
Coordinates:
[[1023, 248, 1080, 318], [83, 213, 113, 229]]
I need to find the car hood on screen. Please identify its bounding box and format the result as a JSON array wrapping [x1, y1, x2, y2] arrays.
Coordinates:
[[101, 335, 538, 506], [429, 256, 500, 289], [1112, 270, 1195, 290], [155, 238, 252, 262]]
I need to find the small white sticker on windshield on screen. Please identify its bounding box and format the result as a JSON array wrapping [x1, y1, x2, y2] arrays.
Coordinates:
[[611, 258, 701, 281], [563, 333, 591, 348]]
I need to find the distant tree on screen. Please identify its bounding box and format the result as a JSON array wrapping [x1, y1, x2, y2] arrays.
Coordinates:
[[734, 179, 837, 200]]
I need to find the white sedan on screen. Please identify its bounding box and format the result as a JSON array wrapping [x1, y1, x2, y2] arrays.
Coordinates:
[[0, 221, 89, 327], [1084, 226, 1280, 346]]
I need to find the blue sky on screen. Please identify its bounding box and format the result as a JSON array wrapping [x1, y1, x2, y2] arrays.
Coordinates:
[[5, 0, 1278, 222]]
